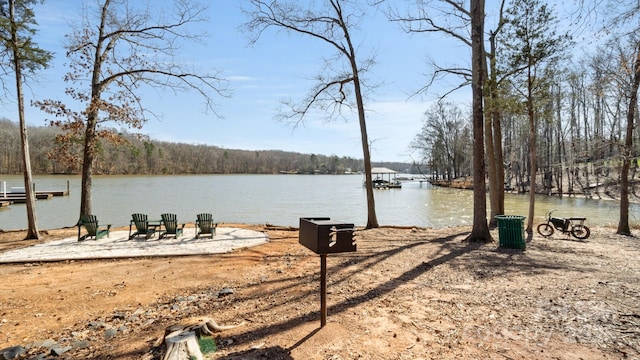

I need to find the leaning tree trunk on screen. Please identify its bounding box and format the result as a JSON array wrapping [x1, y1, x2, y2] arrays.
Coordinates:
[[17, 73, 39, 240], [346, 27, 378, 229], [11, 2, 39, 240]]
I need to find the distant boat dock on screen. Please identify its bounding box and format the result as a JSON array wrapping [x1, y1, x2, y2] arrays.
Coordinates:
[[0, 181, 70, 207]]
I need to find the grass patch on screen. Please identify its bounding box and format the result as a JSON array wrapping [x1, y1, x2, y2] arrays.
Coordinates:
[[198, 336, 217, 354]]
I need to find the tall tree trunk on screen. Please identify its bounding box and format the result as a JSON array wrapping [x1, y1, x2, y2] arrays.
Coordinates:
[[526, 67, 537, 234], [342, 7, 378, 229], [80, 0, 109, 218], [554, 86, 564, 196], [17, 69, 39, 239], [494, 112, 505, 213], [80, 112, 98, 217], [11, 0, 39, 239], [467, 0, 491, 242], [484, 91, 499, 228], [617, 43, 640, 236], [485, 29, 504, 228], [355, 76, 378, 229]]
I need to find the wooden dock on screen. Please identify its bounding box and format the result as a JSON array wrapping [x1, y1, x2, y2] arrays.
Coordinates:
[[0, 182, 70, 207]]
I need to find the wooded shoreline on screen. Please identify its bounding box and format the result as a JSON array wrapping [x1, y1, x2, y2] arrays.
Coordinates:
[[429, 176, 640, 204]]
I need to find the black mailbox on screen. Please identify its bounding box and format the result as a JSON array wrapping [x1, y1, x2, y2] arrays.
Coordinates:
[[299, 217, 356, 254]]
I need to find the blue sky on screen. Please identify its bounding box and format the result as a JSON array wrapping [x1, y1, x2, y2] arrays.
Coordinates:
[[6, 1, 589, 164]]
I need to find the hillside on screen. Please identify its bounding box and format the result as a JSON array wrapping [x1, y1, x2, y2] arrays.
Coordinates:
[[0, 119, 414, 175]]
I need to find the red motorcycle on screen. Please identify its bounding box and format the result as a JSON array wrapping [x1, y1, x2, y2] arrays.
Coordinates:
[[537, 209, 590, 240]]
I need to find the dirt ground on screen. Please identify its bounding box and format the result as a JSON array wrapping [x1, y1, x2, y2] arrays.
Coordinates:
[[0, 223, 639, 359]]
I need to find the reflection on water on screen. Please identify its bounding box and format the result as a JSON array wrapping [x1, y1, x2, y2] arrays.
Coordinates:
[[0, 174, 637, 230]]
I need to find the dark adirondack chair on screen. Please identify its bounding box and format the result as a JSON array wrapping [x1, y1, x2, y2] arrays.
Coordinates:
[[129, 213, 157, 240], [195, 213, 217, 239], [160, 213, 185, 239], [77, 214, 111, 241]]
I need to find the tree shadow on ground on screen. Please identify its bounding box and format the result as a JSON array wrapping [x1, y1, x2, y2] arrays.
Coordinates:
[[166, 229, 605, 359], [212, 231, 476, 358]]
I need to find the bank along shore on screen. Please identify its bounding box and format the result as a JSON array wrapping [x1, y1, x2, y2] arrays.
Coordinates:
[[429, 176, 640, 204]]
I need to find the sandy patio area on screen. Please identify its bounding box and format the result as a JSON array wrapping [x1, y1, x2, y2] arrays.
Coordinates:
[[0, 227, 268, 263]]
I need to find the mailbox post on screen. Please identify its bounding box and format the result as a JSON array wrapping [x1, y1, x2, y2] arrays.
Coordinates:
[[299, 217, 356, 327]]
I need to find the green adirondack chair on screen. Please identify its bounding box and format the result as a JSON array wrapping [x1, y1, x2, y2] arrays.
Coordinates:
[[160, 213, 185, 239], [195, 213, 217, 239], [129, 213, 157, 240], [77, 214, 111, 241]]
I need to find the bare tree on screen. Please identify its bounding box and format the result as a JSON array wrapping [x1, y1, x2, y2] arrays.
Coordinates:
[[609, 36, 639, 235], [571, 1, 639, 235], [393, 0, 491, 240], [33, 0, 228, 217], [412, 101, 472, 180], [243, 0, 380, 228], [499, 0, 571, 234], [0, 0, 52, 239]]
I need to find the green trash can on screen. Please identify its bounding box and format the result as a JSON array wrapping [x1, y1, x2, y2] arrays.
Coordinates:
[[495, 215, 526, 249]]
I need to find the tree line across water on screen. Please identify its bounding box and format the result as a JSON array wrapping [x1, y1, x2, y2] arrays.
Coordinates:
[[0, 119, 413, 176]]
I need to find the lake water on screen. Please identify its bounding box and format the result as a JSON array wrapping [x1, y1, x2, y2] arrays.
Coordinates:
[[0, 174, 637, 231]]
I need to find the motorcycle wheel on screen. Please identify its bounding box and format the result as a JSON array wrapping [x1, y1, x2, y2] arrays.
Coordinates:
[[537, 223, 554, 237], [571, 225, 591, 240]]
